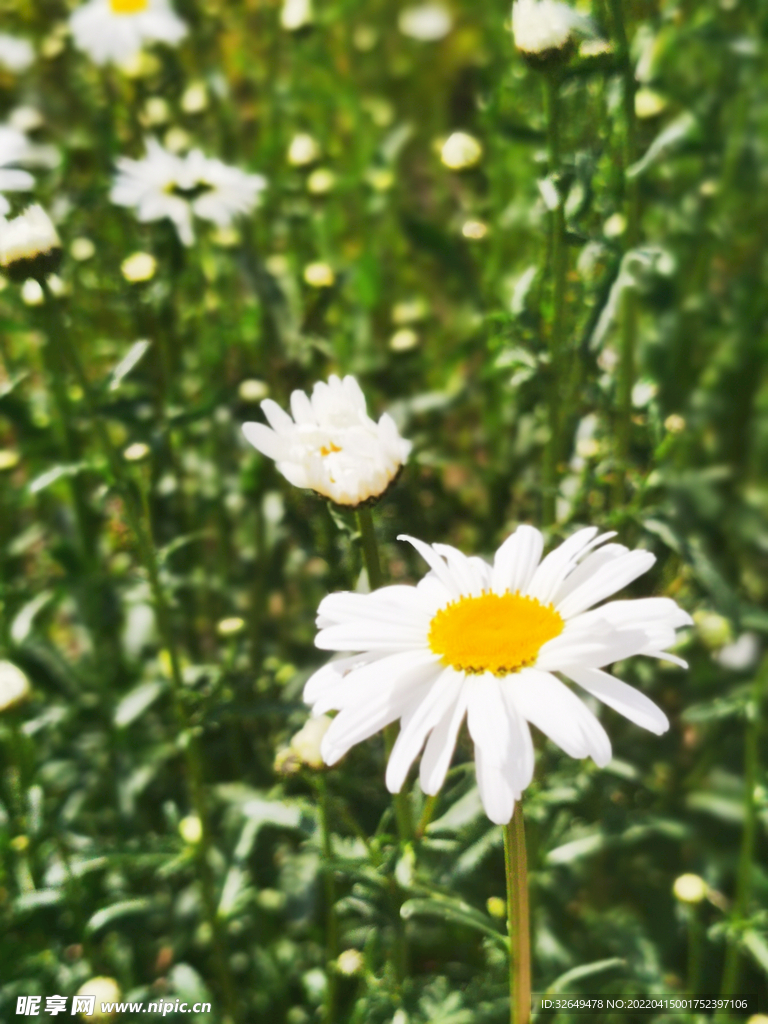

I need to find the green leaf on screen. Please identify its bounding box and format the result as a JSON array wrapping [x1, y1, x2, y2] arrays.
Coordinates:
[[400, 897, 508, 951], [86, 898, 154, 934], [108, 339, 152, 391], [28, 462, 92, 495], [114, 680, 165, 728], [546, 957, 626, 992], [742, 931, 768, 976]]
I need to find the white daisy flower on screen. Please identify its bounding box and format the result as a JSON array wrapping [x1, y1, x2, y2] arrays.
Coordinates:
[[110, 139, 267, 246], [511, 0, 587, 59], [398, 4, 453, 42], [304, 525, 691, 824], [0, 34, 35, 73], [242, 374, 412, 508], [69, 0, 187, 67], [0, 204, 62, 281], [0, 126, 36, 217]]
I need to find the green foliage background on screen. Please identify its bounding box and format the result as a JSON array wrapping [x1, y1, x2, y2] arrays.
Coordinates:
[[0, 0, 767, 1021]]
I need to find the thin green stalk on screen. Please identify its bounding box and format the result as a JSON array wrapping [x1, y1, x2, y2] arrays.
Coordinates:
[[686, 907, 703, 996], [316, 777, 339, 1024], [543, 73, 567, 527], [44, 285, 239, 1023], [718, 657, 767, 1008], [504, 804, 531, 1024], [610, 0, 640, 509], [416, 794, 438, 839]]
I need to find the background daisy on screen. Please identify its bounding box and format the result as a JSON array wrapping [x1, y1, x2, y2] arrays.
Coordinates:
[[69, 0, 187, 67]]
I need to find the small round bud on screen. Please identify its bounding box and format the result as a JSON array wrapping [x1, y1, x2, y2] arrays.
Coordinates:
[[389, 328, 419, 352], [0, 662, 32, 712], [673, 874, 707, 904], [123, 442, 151, 463], [239, 379, 270, 402], [289, 715, 332, 769], [303, 262, 335, 288], [398, 4, 452, 41], [693, 610, 733, 650], [336, 949, 364, 976], [0, 449, 20, 471], [181, 82, 208, 114], [462, 219, 488, 240], [440, 132, 482, 170], [71, 237, 96, 261], [486, 896, 507, 919], [307, 168, 336, 195], [217, 616, 245, 638], [75, 978, 122, 1020], [179, 815, 203, 845], [21, 278, 44, 306], [288, 133, 321, 167], [664, 414, 686, 434], [121, 252, 157, 283], [281, 0, 313, 31]]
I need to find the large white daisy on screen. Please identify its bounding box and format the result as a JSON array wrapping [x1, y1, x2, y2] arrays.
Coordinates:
[[0, 126, 36, 217], [110, 139, 267, 246], [69, 0, 187, 67], [304, 526, 691, 824], [242, 375, 412, 508]]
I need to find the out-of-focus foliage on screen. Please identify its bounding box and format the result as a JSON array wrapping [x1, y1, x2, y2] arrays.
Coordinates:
[[0, 0, 766, 1022]]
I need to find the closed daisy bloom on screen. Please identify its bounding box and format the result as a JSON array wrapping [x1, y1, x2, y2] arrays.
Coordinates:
[[304, 526, 691, 824], [242, 375, 412, 508], [0, 126, 36, 217], [69, 0, 187, 67], [511, 0, 586, 62], [111, 139, 266, 246]]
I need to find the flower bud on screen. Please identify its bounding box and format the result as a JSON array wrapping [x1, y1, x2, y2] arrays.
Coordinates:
[[75, 978, 121, 1020], [440, 132, 482, 170], [672, 874, 707, 905], [0, 662, 31, 712]]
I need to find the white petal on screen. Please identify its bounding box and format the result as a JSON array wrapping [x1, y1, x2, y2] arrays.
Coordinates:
[[316, 620, 428, 651], [261, 399, 296, 434], [431, 543, 486, 597], [385, 668, 463, 792], [507, 669, 612, 767], [320, 653, 440, 764], [475, 743, 516, 825], [565, 666, 669, 735], [553, 543, 627, 605], [525, 527, 599, 604], [491, 524, 544, 596], [398, 535, 462, 599], [555, 550, 656, 619], [303, 652, 381, 710], [290, 389, 316, 425], [466, 673, 514, 767], [241, 422, 288, 461], [420, 681, 469, 795], [317, 587, 429, 628]]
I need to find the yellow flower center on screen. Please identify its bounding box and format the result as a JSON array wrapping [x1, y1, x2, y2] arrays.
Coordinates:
[[320, 442, 342, 457], [110, 0, 149, 14], [428, 591, 564, 676]]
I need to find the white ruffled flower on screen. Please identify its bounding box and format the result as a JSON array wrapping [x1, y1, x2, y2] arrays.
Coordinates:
[[69, 0, 187, 67], [0, 126, 36, 217], [398, 4, 453, 41], [0, 34, 35, 73], [511, 0, 585, 57], [0, 205, 62, 281], [0, 661, 32, 712], [110, 139, 267, 246], [305, 526, 691, 824], [242, 375, 412, 507]]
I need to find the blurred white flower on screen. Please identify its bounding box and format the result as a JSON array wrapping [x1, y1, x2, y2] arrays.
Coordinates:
[[398, 4, 453, 41], [462, 219, 488, 240], [281, 0, 313, 31], [0, 35, 35, 73], [111, 139, 266, 246], [511, 0, 585, 57], [121, 251, 156, 282], [305, 526, 691, 824], [21, 278, 44, 305], [69, 0, 187, 67], [75, 978, 121, 1020], [0, 661, 31, 712], [287, 133, 321, 167], [716, 632, 760, 672], [290, 715, 332, 768], [303, 261, 335, 287], [0, 126, 36, 217], [307, 168, 336, 195], [181, 81, 208, 114], [389, 327, 419, 352], [336, 949, 365, 976], [242, 374, 412, 507], [9, 107, 44, 133], [178, 814, 203, 844], [0, 205, 62, 282], [440, 132, 482, 170]]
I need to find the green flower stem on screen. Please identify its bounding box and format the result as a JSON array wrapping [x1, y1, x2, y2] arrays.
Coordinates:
[[416, 794, 438, 839], [46, 286, 239, 1024], [718, 656, 767, 1009], [610, 0, 640, 509], [686, 906, 703, 996], [543, 72, 567, 527], [504, 804, 531, 1024], [316, 777, 339, 1024]]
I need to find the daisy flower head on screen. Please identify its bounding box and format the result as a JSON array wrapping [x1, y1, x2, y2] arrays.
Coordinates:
[[511, 0, 588, 66], [69, 0, 187, 67], [0, 205, 62, 282], [0, 126, 36, 217], [110, 139, 267, 246], [242, 375, 412, 508], [304, 525, 691, 825]]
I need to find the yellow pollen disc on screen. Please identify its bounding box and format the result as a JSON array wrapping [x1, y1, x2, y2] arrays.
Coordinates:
[[110, 0, 149, 13], [428, 591, 564, 676], [320, 442, 342, 457]]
